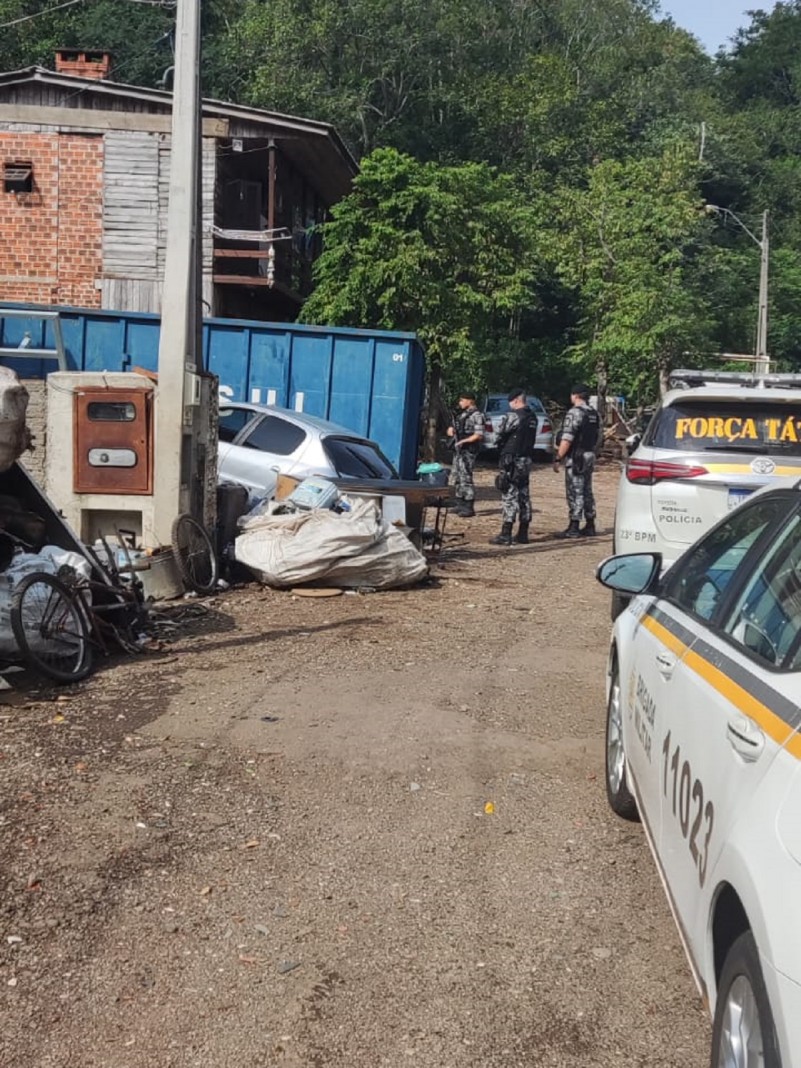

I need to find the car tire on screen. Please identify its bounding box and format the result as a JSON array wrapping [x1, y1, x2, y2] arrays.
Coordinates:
[[711, 930, 781, 1068], [605, 661, 639, 821], [611, 592, 630, 621]]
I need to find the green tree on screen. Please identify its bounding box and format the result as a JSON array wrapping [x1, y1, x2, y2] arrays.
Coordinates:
[[0, 0, 238, 90], [301, 147, 541, 452], [549, 145, 713, 407]]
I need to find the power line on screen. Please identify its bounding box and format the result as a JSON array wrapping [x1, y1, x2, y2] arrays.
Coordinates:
[[0, 0, 174, 32], [0, 0, 89, 30]]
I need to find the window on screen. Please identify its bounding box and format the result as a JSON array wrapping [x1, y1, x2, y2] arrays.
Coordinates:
[[218, 406, 257, 444], [645, 399, 801, 457], [88, 401, 136, 422], [723, 511, 801, 669], [324, 438, 397, 479], [664, 497, 788, 621], [4, 161, 33, 194], [241, 415, 306, 455]]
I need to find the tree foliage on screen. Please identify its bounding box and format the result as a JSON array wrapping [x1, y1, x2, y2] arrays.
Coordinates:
[[3, 0, 801, 403], [302, 148, 540, 398]]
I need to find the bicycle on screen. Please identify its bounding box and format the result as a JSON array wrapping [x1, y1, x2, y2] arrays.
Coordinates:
[[171, 512, 218, 596], [9, 539, 149, 683]]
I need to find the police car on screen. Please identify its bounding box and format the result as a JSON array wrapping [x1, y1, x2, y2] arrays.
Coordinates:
[[613, 369, 801, 617], [598, 482, 801, 1066]]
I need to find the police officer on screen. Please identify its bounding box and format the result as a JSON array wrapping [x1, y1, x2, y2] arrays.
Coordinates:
[[489, 388, 535, 545], [552, 383, 601, 537], [447, 390, 485, 518]]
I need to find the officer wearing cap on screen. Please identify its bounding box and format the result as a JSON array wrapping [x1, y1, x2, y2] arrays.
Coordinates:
[[552, 383, 601, 537], [489, 388, 535, 545], [447, 390, 485, 518]]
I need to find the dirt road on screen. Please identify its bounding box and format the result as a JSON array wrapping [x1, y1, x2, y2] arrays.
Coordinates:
[[0, 463, 709, 1067]]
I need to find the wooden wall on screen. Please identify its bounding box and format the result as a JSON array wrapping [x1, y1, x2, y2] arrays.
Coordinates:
[[100, 130, 215, 314]]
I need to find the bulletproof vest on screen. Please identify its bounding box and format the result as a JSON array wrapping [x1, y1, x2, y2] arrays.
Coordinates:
[[502, 408, 535, 458], [456, 407, 481, 450], [574, 405, 600, 453]]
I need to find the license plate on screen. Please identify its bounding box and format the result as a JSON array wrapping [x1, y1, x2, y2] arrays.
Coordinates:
[[727, 488, 753, 510]]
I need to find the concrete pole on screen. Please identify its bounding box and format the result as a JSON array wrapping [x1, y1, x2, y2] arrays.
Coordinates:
[[153, 0, 201, 544], [755, 210, 770, 376]]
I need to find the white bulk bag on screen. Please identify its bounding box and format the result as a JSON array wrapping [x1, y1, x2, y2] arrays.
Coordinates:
[[0, 367, 30, 472], [234, 498, 428, 589]]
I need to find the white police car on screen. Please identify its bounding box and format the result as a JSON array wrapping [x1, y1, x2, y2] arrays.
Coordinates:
[[599, 481, 801, 1066], [613, 369, 801, 618]]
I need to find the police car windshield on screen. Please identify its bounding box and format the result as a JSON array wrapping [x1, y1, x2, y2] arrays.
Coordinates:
[[646, 400, 801, 455]]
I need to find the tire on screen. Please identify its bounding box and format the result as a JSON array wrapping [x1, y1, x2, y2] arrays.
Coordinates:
[[11, 573, 93, 683], [605, 661, 639, 820], [171, 513, 219, 595], [611, 591, 630, 621], [711, 930, 781, 1068]]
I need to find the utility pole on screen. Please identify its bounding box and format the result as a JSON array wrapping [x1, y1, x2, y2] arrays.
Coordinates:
[[755, 210, 770, 376], [707, 204, 771, 377], [153, 0, 202, 544]]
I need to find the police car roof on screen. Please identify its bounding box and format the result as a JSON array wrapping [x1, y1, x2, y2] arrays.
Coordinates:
[[663, 384, 801, 406]]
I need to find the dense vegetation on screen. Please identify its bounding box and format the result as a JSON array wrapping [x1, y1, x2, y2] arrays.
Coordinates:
[[3, 0, 801, 410]]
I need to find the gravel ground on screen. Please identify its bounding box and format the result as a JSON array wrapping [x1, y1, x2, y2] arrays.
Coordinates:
[[0, 462, 709, 1067]]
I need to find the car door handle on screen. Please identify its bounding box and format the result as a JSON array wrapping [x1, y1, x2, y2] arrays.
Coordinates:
[[727, 716, 765, 762], [656, 652, 676, 678]]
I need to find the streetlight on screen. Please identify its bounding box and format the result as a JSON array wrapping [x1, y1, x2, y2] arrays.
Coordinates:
[[706, 205, 770, 375]]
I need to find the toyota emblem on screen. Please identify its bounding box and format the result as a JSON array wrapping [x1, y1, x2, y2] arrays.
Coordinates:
[[751, 457, 776, 475]]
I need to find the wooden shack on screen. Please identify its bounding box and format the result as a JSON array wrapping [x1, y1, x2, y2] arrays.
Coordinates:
[[0, 53, 357, 322]]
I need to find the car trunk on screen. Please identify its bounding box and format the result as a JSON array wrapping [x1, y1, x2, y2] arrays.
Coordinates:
[[639, 395, 801, 551]]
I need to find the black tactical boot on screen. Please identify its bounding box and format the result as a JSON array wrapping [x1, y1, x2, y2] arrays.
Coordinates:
[[581, 518, 597, 536], [515, 522, 530, 544], [558, 520, 581, 539], [489, 522, 513, 546], [457, 501, 476, 518]]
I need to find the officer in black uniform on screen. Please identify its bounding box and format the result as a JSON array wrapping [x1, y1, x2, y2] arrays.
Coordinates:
[[489, 388, 535, 545], [552, 383, 601, 537]]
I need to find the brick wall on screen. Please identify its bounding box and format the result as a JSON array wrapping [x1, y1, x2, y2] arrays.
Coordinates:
[[0, 131, 103, 307]]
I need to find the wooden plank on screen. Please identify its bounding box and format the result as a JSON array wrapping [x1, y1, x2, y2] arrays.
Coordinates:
[[213, 249, 273, 259], [0, 103, 228, 137], [213, 274, 275, 286]]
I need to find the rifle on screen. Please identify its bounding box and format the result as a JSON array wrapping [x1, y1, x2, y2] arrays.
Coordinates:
[[448, 408, 462, 451]]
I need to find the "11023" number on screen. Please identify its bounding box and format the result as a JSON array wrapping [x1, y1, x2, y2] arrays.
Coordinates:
[[662, 730, 715, 887]]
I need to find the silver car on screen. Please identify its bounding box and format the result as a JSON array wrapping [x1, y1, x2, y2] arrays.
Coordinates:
[[481, 393, 554, 458], [218, 402, 398, 496]]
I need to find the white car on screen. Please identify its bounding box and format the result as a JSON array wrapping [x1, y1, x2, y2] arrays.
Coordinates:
[[217, 402, 398, 496], [481, 393, 554, 458], [613, 369, 801, 616], [598, 483, 801, 1066]]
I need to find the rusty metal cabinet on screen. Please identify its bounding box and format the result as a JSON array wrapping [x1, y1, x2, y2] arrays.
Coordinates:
[[73, 386, 153, 495]]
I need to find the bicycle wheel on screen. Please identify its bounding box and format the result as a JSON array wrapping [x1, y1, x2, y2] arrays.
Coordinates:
[[171, 513, 218, 595], [10, 572, 93, 682]]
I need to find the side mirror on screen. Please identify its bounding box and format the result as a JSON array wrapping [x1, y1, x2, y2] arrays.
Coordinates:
[[625, 433, 641, 452], [596, 553, 662, 595]]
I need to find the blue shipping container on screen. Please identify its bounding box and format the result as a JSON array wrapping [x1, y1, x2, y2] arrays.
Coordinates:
[[0, 303, 426, 478]]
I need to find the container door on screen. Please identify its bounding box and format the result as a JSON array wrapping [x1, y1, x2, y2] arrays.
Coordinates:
[[74, 388, 152, 495]]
